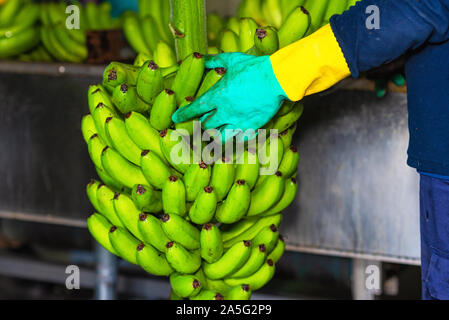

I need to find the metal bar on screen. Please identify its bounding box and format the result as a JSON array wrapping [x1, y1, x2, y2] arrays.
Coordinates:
[[95, 244, 118, 300], [0, 210, 87, 228], [0, 61, 104, 78], [351, 259, 382, 300]]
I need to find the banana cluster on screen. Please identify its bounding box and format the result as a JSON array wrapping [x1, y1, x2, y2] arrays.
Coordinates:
[[0, 0, 40, 59], [83, 44, 303, 299], [209, 0, 360, 55]]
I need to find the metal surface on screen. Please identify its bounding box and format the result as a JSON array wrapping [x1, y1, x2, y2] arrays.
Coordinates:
[[283, 90, 421, 263], [95, 244, 117, 300]]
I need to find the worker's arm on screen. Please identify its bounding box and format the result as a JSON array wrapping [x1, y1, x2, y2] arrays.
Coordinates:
[[173, 0, 449, 133]]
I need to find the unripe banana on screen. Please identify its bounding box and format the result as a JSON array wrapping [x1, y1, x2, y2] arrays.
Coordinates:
[[224, 214, 282, 248], [238, 17, 259, 52], [124, 112, 165, 162], [280, 0, 306, 21], [267, 235, 286, 263], [160, 129, 192, 174], [247, 171, 285, 217], [278, 6, 311, 48], [172, 52, 205, 104], [235, 149, 260, 190], [154, 41, 177, 68], [134, 52, 153, 67], [272, 102, 303, 133], [137, 213, 171, 252], [203, 240, 252, 280], [108, 226, 140, 264], [220, 29, 239, 52], [208, 46, 221, 55], [259, 134, 284, 176], [215, 180, 251, 224], [88, 134, 108, 171], [103, 62, 140, 91], [137, 60, 164, 104], [200, 223, 224, 264], [165, 241, 201, 274], [184, 162, 211, 202], [280, 123, 297, 150], [238, 0, 264, 25], [112, 84, 150, 114], [162, 175, 187, 217], [87, 213, 118, 255], [227, 284, 252, 300], [136, 242, 174, 276], [140, 150, 172, 189], [131, 184, 162, 213], [86, 179, 102, 213], [169, 273, 202, 298], [161, 213, 200, 250], [189, 187, 217, 225], [230, 244, 268, 279], [277, 100, 296, 117], [224, 259, 276, 291], [105, 116, 142, 165], [210, 157, 236, 202], [92, 103, 115, 146], [190, 290, 224, 301], [196, 67, 226, 98], [101, 146, 147, 189], [204, 278, 231, 296], [122, 11, 150, 54], [170, 291, 183, 300], [261, 177, 298, 216], [303, 0, 330, 35], [261, 0, 283, 29], [139, 15, 159, 52], [0, 0, 21, 27], [81, 114, 97, 144], [222, 215, 262, 242], [253, 224, 279, 253], [278, 145, 300, 178], [97, 184, 125, 227], [95, 166, 124, 192], [88, 85, 115, 115], [149, 89, 177, 131], [174, 97, 197, 136], [254, 27, 279, 55], [112, 193, 143, 240]]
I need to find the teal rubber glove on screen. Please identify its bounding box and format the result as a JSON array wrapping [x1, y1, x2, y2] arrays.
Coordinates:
[[171, 53, 289, 140]]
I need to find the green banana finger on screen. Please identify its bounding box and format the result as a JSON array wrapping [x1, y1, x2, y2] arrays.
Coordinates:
[[159, 129, 192, 174], [136, 242, 174, 276], [303, 0, 329, 35], [278, 145, 300, 178], [161, 213, 200, 250], [131, 184, 162, 213], [103, 62, 140, 91], [153, 41, 177, 68], [189, 186, 217, 225], [235, 149, 260, 190], [184, 162, 211, 202], [140, 150, 172, 190], [246, 171, 285, 217], [140, 15, 160, 52], [210, 156, 236, 202], [0, 2, 39, 38], [134, 52, 153, 67], [215, 180, 251, 224], [224, 259, 276, 291], [137, 60, 164, 104], [272, 102, 303, 133], [190, 290, 224, 301], [162, 175, 187, 217], [219, 29, 239, 52], [267, 235, 286, 263], [86, 179, 102, 213], [97, 184, 125, 227], [238, 17, 259, 52], [280, 123, 297, 150], [227, 284, 252, 300], [105, 116, 142, 165], [253, 224, 279, 253], [95, 166, 124, 192], [112, 192, 144, 240], [196, 67, 226, 98], [230, 244, 267, 279], [165, 241, 202, 274], [108, 226, 140, 264], [88, 134, 107, 170], [261, 0, 283, 29], [221, 215, 262, 242], [254, 26, 279, 55], [149, 89, 177, 131], [200, 223, 224, 264], [172, 52, 205, 104], [0, 27, 40, 59], [0, 0, 21, 28], [123, 11, 150, 54], [87, 213, 118, 256], [112, 84, 150, 114], [278, 6, 311, 48], [92, 103, 115, 146], [169, 273, 202, 298], [81, 114, 97, 144], [261, 177, 298, 216], [137, 213, 171, 252], [87, 85, 116, 116]]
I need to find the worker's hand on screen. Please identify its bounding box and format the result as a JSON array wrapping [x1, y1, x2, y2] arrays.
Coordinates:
[[171, 53, 289, 139]]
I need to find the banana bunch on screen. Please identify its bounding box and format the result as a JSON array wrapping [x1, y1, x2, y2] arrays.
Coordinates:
[[0, 0, 41, 59]]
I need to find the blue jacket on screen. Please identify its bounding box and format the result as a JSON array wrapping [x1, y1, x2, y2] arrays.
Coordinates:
[[330, 0, 449, 176]]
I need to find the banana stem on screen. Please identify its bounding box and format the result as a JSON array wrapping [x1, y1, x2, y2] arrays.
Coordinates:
[[170, 0, 207, 60]]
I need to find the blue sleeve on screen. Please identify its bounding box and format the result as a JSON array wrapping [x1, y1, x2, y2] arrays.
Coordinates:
[[330, 0, 449, 77]]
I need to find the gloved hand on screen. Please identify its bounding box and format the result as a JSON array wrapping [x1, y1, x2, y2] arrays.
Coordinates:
[[172, 24, 351, 138]]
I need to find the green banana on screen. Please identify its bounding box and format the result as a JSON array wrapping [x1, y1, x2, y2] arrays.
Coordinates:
[[86, 179, 102, 213], [162, 175, 187, 217], [137, 213, 171, 252], [235, 149, 260, 190], [215, 180, 251, 224], [303, 0, 330, 35], [88, 134, 107, 171], [108, 226, 140, 264], [253, 224, 279, 253], [105, 116, 142, 165], [101, 146, 147, 189], [224, 214, 282, 248], [278, 145, 300, 178], [208, 46, 221, 55], [153, 41, 177, 68], [88, 85, 115, 115], [206, 13, 225, 46], [53, 23, 88, 61], [200, 223, 224, 264], [272, 102, 304, 133], [184, 162, 211, 202], [226, 17, 240, 35], [189, 187, 217, 225], [87, 213, 118, 255], [196, 67, 226, 98], [149, 89, 177, 131], [41, 26, 83, 63], [174, 97, 197, 136], [134, 52, 153, 67], [219, 29, 239, 52], [140, 15, 159, 52], [103, 62, 140, 91], [96, 184, 125, 227], [95, 166, 124, 192], [0, 26, 40, 59], [140, 150, 172, 189], [161, 213, 200, 250], [172, 52, 205, 104], [165, 241, 201, 274], [261, 177, 298, 216], [267, 236, 286, 263], [277, 100, 296, 117], [0, 2, 39, 38], [280, 0, 306, 21], [203, 240, 252, 280], [238, 0, 264, 25], [131, 184, 162, 213], [247, 171, 285, 217], [280, 123, 297, 150], [238, 17, 259, 52], [124, 111, 165, 162], [112, 84, 150, 114], [81, 114, 97, 144], [169, 273, 202, 298], [259, 134, 284, 176], [224, 259, 275, 291], [230, 244, 267, 279], [0, 0, 21, 28], [112, 192, 143, 240], [122, 11, 150, 54], [210, 156, 236, 202], [278, 6, 311, 48], [137, 60, 164, 104], [221, 215, 262, 242], [159, 129, 192, 174], [92, 103, 115, 146], [254, 27, 279, 55], [190, 290, 224, 301], [136, 242, 174, 276], [227, 284, 252, 300], [261, 0, 283, 29]]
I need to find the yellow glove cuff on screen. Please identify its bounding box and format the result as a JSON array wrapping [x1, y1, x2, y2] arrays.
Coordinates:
[[270, 24, 351, 101]]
